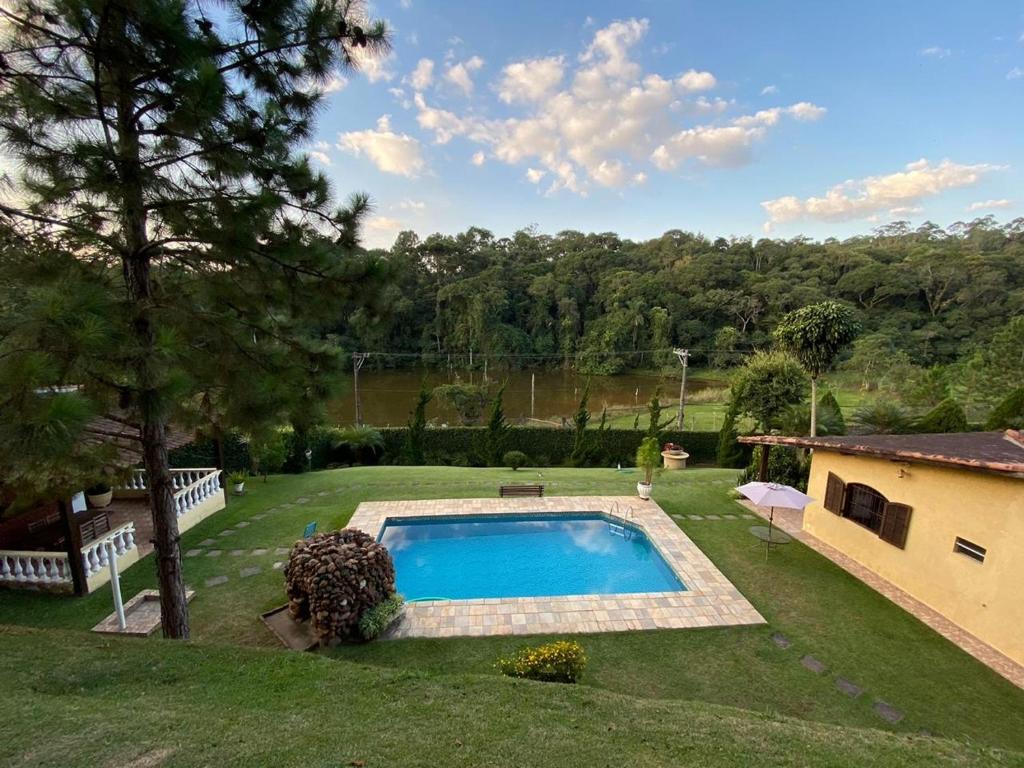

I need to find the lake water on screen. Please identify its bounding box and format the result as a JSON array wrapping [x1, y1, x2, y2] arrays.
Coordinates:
[[325, 368, 716, 426]]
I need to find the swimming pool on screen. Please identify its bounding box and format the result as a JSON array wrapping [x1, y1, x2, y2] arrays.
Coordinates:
[[378, 513, 687, 600]]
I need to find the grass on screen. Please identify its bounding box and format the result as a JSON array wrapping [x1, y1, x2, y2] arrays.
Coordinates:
[[1, 466, 1022, 765]]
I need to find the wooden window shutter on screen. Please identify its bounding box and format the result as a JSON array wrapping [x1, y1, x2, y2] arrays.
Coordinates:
[[879, 503, 912, 549], [823, 472, 846, 514]]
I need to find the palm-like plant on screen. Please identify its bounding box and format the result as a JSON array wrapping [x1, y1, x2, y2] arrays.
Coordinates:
[[851, 402, 912, 435]]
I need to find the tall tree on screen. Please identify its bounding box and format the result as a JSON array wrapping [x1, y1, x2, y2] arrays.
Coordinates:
[[773, 301, 860, 436], [0, 0, 389, 638]]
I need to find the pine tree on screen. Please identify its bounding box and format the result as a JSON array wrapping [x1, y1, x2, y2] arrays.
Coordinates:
[[0, 0, 389, 638], [484, 382, 509, 466], [405, 382, 432, 464]]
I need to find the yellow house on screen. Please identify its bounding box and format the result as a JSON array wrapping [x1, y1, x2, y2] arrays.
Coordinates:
[[740, 431, 1024, 668]]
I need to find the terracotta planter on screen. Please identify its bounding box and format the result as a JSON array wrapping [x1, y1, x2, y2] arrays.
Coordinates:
[[87, 489, 113, 509]]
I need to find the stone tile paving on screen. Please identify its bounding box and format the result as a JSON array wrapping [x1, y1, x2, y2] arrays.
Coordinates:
[[801, 655, 827, 674], [836, 678, 863, 698], [205, 576, 228, 587], [273, 561, 285, 570], [873, 700, 905, 724], [206, 550, 222, 557], [740, 499, 1024, 690], [240, 566, 261, 578], [218, 529, 235, 537], [275, 547, 290, 556], [235, 521, 249, 528], [184, 549, 203, 558], [199, 539, 216, 547], [230, 549, 246, 556], [349, 496, 764, 639], [771, 632, 792, 649], [252, 548, 268, 556]]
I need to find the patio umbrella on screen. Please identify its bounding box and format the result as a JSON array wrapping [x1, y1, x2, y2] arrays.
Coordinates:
[[735, 482, 815, 558]]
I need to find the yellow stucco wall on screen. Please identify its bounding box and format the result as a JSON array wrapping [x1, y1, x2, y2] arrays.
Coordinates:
[[804, 452, 1024, 666]]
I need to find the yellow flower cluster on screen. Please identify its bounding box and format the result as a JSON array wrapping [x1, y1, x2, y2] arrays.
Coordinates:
[[496, 640, 587, 683]]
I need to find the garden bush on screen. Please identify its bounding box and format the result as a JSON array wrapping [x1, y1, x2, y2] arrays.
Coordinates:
[[503, 450, 528, 470], [916, 398, 968, 433], [496, 640, 587, 683], [358, 593, 405, 641], [739, 446, 809, 491]]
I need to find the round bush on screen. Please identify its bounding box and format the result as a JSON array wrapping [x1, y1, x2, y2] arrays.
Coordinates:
[[503, 450, 528, 470], [284, 529, 396, 645]]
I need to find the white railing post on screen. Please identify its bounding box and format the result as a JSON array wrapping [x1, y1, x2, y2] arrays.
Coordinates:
[[0, 549, 72, 588]]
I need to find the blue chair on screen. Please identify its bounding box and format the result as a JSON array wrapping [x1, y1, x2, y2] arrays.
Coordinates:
[[303, 521, 317, 539]]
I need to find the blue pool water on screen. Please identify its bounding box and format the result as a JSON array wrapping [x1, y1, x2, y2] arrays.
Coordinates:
[[378, 513, 687, 600]]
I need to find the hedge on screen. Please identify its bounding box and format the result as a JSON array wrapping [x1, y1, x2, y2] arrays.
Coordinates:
[[171, 426, 734, 472]]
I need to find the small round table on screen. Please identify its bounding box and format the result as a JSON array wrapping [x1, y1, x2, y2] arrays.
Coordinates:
[[749, 525, 792, 559]]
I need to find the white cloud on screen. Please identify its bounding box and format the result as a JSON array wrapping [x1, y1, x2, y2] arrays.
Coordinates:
[[498, 56, 565, 104], [967, 198, 1012, 211], [445, 55, 484, 95], [399, 0, 412, 8], [761, 84, 778, 95], [351, 47, 395, 83], [409, 58, 434, 91], [761, 158, 1003, 230], [471, 150, 486, 166], [397, 199, 426, 211], [525, 168, 546, 183], [363, 216, 405, 248], [411, 18, 824, 195], [309, 150, 331, 166], [322, 75, 348, 94], [920, 46, 951, 58], [337, 115, 425, 177], [1008, 67, 1024, 80], [676, 69, 716, 92]]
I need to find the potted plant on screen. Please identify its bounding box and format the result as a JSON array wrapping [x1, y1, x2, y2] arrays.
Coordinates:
[[229, 471, 248, 495], [635, 437, 661, 500], [86, 481, 113, 509]]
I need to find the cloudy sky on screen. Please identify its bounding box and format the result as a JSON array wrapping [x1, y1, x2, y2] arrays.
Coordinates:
[[310, 0, 1024, 247]]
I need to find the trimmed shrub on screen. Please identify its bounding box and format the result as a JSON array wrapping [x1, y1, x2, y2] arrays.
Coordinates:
[[985, 388, 1024, 430], [916, 398, 968, 433], [358, 593, 405, 641], [496, 640, 587, 683], [503, 450, 528, 470]]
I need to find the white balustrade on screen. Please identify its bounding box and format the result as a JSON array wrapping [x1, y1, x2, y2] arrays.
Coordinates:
[[80, 522, 136, 580], [115, 468, 148, 492], [172, 469, 222, 519], [0, 550, 71, 586]]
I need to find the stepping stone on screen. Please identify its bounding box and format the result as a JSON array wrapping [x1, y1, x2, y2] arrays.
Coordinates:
[[721, 514, 737, 519], [199, 539, 217, 547], [801, 655, 827, 674], [272, 561, 285, 570], [239, 566, 262, 578], [296, 497, 310, 504], [873, 700, 904, 724], [688, 515, 704, 520], [184, 549, 203, 558], [251, 548, 268, 556], [218, 529, 235, 537], [318, 491, 329, 496], [251, 514, 266, 521], [275, 547, 290, 556], [836, 678, 863, 698], [206, 550, 222, 558], [230, 549, 246, 557], [235, 521, 250, 528], [742, 515, 757, 520], [282, 503, 294, 508], [205, 576, 228, 587], [770, 632, 792, 649], [704, 515, 721, 520]]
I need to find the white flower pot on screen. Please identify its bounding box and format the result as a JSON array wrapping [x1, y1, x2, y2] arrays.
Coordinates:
[[637, 481, 652, 500], [233, 482, 246, 495], [86, 489, 113, 508]]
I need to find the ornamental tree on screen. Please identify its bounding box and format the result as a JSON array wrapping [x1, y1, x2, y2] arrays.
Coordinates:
[[0, 0, 389, 638], [773, 301, 860, 436], [730, 350, 808, 432]]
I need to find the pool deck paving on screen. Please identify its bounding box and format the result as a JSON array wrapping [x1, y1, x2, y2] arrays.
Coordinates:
[[348, 496, 765, 639]]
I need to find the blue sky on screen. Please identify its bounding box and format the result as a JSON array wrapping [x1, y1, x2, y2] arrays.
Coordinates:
[[309, 1, 1024, 248]]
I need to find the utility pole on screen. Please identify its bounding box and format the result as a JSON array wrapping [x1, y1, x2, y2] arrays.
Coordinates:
[[673, 348, 689, 430], [352, 352, 368, 427], [530, 372, 536, 420]]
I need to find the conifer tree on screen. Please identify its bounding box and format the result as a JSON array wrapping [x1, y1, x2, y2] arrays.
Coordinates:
[[0, 0, 389, 638]]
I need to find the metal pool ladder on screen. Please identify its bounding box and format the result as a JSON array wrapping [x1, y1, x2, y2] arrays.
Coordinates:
[[608, 502, 635, 540]]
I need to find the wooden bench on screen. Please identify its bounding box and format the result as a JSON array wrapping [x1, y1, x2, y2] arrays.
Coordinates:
[[499, 485, 544, 498]]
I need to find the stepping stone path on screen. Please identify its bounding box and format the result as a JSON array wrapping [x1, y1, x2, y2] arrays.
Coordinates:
[[836, 678, 863, 698], [801, 655, 827, 674], [873, 700, 905, 723], [722, 514, 737, 519], [218, 529, 235, 537], [275, 547, 290, 556], [296, 498, 310, 504], [771, 632, 792, 649], [235, 521, 249, 528], [688, 515, 704, 520], [205, 576, 228, 587], [704, 515, 721, 520], [230, 549, 246, 557], [318, 491, 329, 496], [252, 548, 268, 556], [273, 561, 285, 570], [206, 550, 222, 558], [742, 515, 756, 520], [239, 566, 261, 578], [251, 514, 266, 520], [199, 539, 216, 547], [184, 549, 203, 558]]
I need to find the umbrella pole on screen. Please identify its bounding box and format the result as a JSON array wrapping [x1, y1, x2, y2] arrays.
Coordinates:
[[766, 506, 775, 562]]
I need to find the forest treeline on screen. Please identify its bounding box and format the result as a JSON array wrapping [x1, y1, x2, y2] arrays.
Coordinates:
[[343, 217, 1024, 390]]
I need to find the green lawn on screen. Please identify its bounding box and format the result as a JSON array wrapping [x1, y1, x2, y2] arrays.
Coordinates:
[[1, 466, 1022, 766]]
